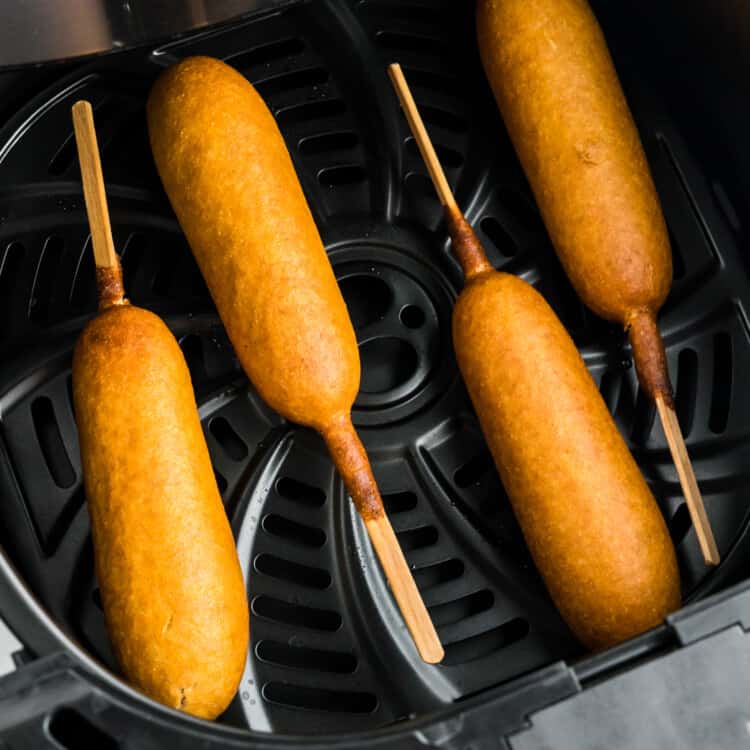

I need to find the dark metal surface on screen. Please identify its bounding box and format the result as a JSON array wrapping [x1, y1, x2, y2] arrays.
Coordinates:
[[0, 0, 297, 68]]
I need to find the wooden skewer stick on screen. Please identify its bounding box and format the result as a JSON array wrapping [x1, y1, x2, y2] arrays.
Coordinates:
[[389, 64, 456, 211], [388, 64, 492, 280], [655, 394, 719, 565], [72, 100, 125, 309], [629, 314, 719, 566], [323, 418, 443, 664], [366, 515, 443, 661], [390, 63, 719, 567]]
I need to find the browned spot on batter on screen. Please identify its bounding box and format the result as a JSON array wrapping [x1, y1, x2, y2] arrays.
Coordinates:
[[322, 414, 385, 521], [627, 310, 674, 407], [575, 139, 605, 166], [96, 259, 127, 310], [444, 206, 494, 281]]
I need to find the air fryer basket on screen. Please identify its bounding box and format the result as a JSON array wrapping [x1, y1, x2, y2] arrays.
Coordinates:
[[1, 0, 749, 743]]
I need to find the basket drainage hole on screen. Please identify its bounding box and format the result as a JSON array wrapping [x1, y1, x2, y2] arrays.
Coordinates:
[[359, 338, 418, 393], [710, 331, 732, 434], [252, 596, 342, 632], [255, 67, 329, 98], [397, 525, 438, 552], [276, 99, 347, 127], [226, 37, 305, 69], [209, 417, 248, 461], [299, 131, 359, 155], [262, 514, 326, 548], [675, 348, 698, 437], [400, 305, 425, 329], [454, 451, 493, 488], [255, 554, 331, 589], [670, 503, 693, 545], [263, 683, 377, 713], [256, 641, 356, 674], [0, 241, 25, 325], [429, 589, 495, 628], [275, 477, 326, 507], [413, 558, 464, 589], [382, 491, 418, 513], [480, 217, 517, 258], [30, 235, 66, 323], [318, 164, 367, 187], [405, 136, 463, 168], [442, 618, 529, 666], [32, 397, 75, 489], [339, 274, 392, 329], [48, 707, 117, 750]]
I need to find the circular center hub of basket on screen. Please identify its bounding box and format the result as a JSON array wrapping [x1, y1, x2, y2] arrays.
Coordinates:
[[331, 242, 455, 427]]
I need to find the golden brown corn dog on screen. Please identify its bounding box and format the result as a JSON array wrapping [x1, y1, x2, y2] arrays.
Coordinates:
[[147, 56, 442, 663], [452, 212, 680, 650], [148, 58, 358, 434], [477, 0, 719, 565], [455, 219, 680, 648], [388, 63, 680, 650], [477, 0, 672, 399], [73, 267, 249, 720]]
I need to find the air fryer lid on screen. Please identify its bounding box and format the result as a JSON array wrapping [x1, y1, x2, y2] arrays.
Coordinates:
[[0, 0, 748, 742]]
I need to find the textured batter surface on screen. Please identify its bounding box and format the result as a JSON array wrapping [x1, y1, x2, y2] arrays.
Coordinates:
[[453, 272, 680, 650], [476, 0, 672, 328], [628, 310, 675, 406], [444, 207, 493, 281], [147, 57, 446, 663], [147, 56, 359, 431], [73, 304, 249, 719]]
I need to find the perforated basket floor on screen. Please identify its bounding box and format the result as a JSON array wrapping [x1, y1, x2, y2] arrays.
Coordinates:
[[0, 0, 748, 736]]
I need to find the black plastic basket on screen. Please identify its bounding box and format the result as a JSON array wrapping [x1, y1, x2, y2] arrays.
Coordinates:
[[1, 1, 750, 748]]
